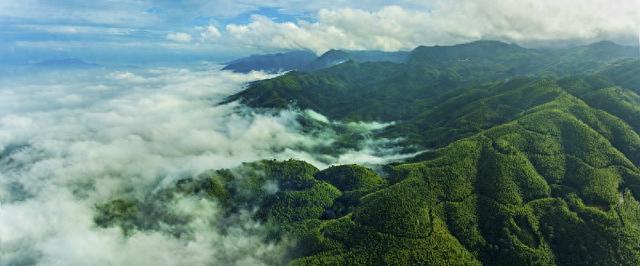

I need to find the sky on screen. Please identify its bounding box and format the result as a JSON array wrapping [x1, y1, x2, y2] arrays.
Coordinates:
[[0, 0, 639, 64]]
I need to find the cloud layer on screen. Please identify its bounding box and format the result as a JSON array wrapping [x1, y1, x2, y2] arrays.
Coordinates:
[[0, 65, 412, 265], [2, 1, 638, 64], [227, 1, 640, 53]]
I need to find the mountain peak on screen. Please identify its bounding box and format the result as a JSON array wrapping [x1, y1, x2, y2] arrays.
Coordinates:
[[318, 49, 350, 58], [414, 40, 517, 51], [408, 40, 531, 66], [588, 40, 620, 47], [221, 50, 317, 73], [466, 40, 513, 46], [33, 58, 99, 68]]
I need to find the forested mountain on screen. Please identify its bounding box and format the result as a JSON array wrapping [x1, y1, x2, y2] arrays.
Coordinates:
[[227, 41, 638, 145], [303, 49, 409, 71], [223, 49, 409, 73], [98, 41, 640, 265], [222, 51, 317, 73]]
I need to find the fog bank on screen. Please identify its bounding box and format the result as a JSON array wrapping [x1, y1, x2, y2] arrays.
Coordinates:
[[0, 65, 413, 265]]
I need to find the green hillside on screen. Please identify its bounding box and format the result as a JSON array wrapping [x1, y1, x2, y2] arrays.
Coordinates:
[[226, 41, 637, 124], [96, 41, 640, 265]]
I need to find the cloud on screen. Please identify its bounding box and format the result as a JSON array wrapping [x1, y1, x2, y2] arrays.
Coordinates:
[[0, 0, 403, 26], [4, 1, 637, 63], [0, 190, 287, 265], [15, 24, 136, 36], [166, 32, 193, 42], [199, 25, 222, 41], [0, 0, 160, 28], [227, 1, 640, 53], [109, 71, 147, 83], [0, 65, 413, 265]]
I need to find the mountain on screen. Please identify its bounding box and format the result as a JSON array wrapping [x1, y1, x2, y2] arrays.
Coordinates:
[[222, 49, 410, 73], [98, 41, 640, 265], [303, 49, 409, 71], [221, 50, 317, 73], [538, 41, 640, 76], [32, 58, 100, 68], [227, 41, 638, 138]]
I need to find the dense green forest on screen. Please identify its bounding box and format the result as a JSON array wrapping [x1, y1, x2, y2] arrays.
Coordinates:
[[97, 41, 640, 265], [222, 49, 409, 73]]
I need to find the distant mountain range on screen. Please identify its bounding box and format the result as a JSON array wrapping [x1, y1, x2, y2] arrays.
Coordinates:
[[222, 49, 410, 73], [227, 41, 639, 129], [32, 58, 100, 68], [222, 41, 639, 75], [222, 51, 317, 73]]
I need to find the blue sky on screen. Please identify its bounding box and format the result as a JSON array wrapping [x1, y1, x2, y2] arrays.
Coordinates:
[[0, 1, 305, 64], [1, 0, 638, 65]]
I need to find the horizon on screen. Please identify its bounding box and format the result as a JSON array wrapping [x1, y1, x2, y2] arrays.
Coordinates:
[[4, 39, 640, 68], [1, 1, 639, 65]]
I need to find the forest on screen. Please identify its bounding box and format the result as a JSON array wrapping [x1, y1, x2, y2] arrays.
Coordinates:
[[97, 40, 640, 265]]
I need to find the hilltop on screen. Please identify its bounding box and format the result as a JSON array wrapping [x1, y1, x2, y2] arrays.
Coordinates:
[[98, 40, 640, 265]]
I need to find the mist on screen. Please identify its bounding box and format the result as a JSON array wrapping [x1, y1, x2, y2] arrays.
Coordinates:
[[0, 64, 413, 265]]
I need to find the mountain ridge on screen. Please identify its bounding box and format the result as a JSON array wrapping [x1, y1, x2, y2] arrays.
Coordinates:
[[98, 40, 640, 265], [222, 49, 410, 73], [222, 40, 638, 74]]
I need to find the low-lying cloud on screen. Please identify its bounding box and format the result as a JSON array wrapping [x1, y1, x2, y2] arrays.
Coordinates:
[[0, 64, 412, 265]]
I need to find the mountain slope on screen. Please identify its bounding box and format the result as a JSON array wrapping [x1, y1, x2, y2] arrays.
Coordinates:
[[98, 81, 640, 264], [97, 41, 640, 265], [227, 41, 639, 147]]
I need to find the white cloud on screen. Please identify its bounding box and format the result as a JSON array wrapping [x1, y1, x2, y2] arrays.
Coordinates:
[[166, 32, 193, 42], [199, 25, 222, 41], [109, 71, 147, 82], [227, 1, 640, 54], [5, 0, 636, 59], [0, 0, 159, 27], [17, 24, 136, 35], [0, 0, 406, 37], [0, 65, 413, 265]]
